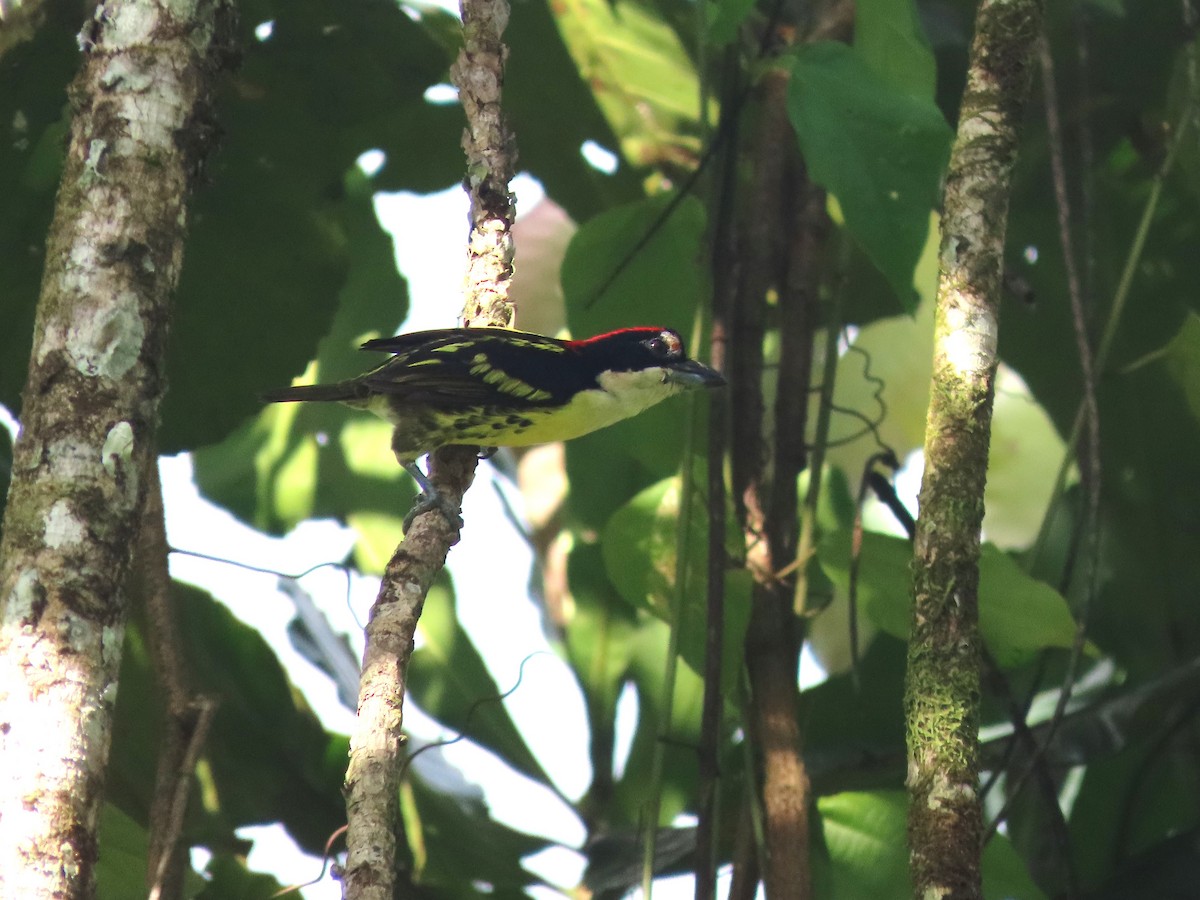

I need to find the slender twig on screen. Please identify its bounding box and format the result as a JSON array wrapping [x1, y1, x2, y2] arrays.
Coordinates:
[[791, 287, 843, 618], [341, 0, 517, 894], [996, 2, 1200, 849], [695, 45, 742, 900], [736, 68, 812, 900], [641, 436, 695, 898], [1028, 93, 1198, 572], [144, 460, 219, 900], [982, 37, 1104, 867]]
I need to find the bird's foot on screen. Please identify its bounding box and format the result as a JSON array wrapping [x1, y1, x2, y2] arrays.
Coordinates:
[[403, 462, 463, 532]]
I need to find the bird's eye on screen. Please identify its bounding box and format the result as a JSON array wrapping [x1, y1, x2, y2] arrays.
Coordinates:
[[649, 331, 682, 357]]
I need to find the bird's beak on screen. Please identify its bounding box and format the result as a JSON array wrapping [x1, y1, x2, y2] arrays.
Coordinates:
[[666, 359, 726, 389]]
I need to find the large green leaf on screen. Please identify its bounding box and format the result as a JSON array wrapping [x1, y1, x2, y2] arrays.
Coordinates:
[[196, 854, 287, 900], [505, 0, 643, 218], [404, 773, 550, 896], [820, 791, 1044, 899], [408, 579, 553, 789], [601, 470, 750, 694], [801, 636, 909, 796], [96, 803, 207, 900], [704, 0, 757, 46], [0, 1, 448, 452], [1070, 314, 1200, 678], [854, 0, 938, 98], [999, 17, 1200, 433], [192, 168, 413, 539], [172, 583, 348, 854], [107, 582, 347, 878], [163, 0, 453, 450], [817, 530, 1081, 667], [616, 614, 707, 827], [784, 41, 952, 309], [561, 191, 709, 526], [551, 0, 703, 168], [562, 542, 641, 820], [564, 541, 708, 831], [563, 191, 707, 338]]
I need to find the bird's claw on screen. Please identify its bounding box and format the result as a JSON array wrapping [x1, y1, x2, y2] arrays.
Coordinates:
[[403, 492, 464, 532], [401, 460, 463, 532]]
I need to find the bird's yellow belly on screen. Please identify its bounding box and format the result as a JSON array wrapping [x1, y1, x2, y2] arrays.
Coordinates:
[[457, 386, 665, 447]]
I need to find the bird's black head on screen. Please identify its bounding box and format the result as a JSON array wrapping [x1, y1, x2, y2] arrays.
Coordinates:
[[571, 327, 726, 388]]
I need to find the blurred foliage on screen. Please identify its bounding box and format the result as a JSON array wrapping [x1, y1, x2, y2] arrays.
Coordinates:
[[3, 0, 1200, 896]]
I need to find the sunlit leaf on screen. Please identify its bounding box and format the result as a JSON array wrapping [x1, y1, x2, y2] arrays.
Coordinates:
[[821, 791, 1044, 899], [817, 530, 1082, 666], [95, 805, 162, 900], [553, 0, 703, 167], [854, 0, 938, 98], [602, 471, 750, 694], [404, 772, 551, 894], [784, 41, 952, 309]]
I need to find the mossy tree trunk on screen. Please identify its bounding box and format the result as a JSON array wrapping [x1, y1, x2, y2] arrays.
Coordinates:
[[0, 1, 232, 896], [905, 1, 1044, 898]]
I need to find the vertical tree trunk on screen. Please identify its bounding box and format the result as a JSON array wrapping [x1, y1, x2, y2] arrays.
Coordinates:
[[340, 0, 518, 895], [905, 1, 1044, 898], [0, 2, 233, 897]]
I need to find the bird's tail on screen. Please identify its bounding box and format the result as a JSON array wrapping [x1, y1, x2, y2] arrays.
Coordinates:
[[261, 382, 363, 404]]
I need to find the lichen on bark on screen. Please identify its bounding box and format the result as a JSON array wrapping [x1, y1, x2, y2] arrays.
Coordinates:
[[0, 1, 234, 897], [904, 1, 1044, 898]]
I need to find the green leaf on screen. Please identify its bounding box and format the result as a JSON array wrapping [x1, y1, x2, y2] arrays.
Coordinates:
[[405, 773, 551, 894], [192, 170, 414, 538], [619, 615, 707, 825], [0, 3, 77, 420], [601, 471, 750, 694], [553, 0, 703, 167], [197, 854, 286, 900], [167, 0, 455, 450], [816, 530, 1082, 666], [172, 583, 348, 854], [563, 191, 708, 338], [802, 636, 908, 795], [853, 0, 938, 98], [561, 192, 709, 526], [705, 0, 757, 46], [408, 579, 553, 789], [505, 0, 643, 218], [564, 542, 710, 830], [96, 803, 206, 900], [562, 542, 641, 820], [820, 791, 1044, 899], [784, 41, 952, 309]]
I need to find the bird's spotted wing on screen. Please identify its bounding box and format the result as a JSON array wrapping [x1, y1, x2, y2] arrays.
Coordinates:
[[357, 328, 584, 407]]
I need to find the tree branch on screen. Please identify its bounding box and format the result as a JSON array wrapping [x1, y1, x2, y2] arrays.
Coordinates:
[[735, 68, 813, 900], [340, 0, 517, 895], [904, 1, 1043, 897], [0, 2, 233, 896]]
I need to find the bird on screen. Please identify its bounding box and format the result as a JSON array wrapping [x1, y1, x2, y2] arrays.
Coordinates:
[[263, 325, 725, 527]]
